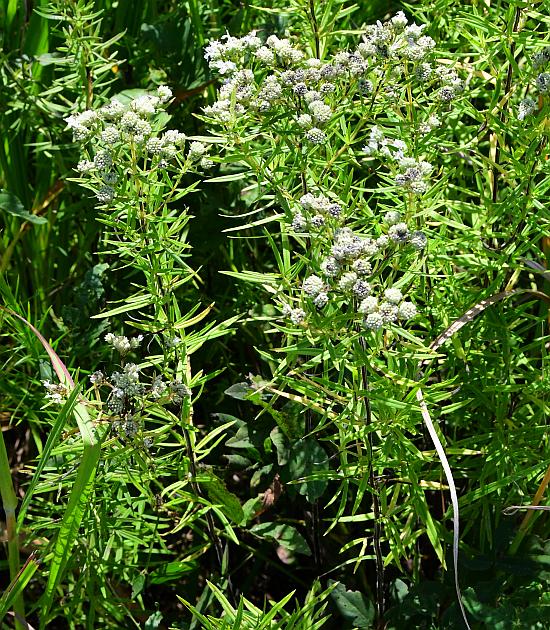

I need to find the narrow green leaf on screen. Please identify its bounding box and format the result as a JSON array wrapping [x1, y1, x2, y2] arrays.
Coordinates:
[[0, 553, 40, 623], [91, 294, 155, 318], [18, 386, 81, 524], [150, 561, 197, 584]]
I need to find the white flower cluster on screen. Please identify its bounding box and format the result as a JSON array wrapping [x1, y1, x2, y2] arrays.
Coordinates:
[[203, 18, 445, 333], [108, 363, 144, 413], [532, 45, 550, 98], [68, 86, 214, 205], [90, 337, 192, 420], [105, 332, 143, 356], [65, 109, 99, 142], [202, 30, 354, 140], [359, 12, 435, 62], [363, 127, 434, 194], [204, 32, 303, 75], [282, 304, 306, 325], [384, 212, 428, 249], [533, 47, 550, 70], [283, 204, 424, 330], [42, 380, 69, 405], [518, 97, 537, 121], [363, 125, 407, 160], [66, 86, 172, 143], [411, 62, 464, 103], [204, 32, 263, 75], [395, 158, 433, 194], [203, 13, 464, 157], [516, 45, 550, 121], [358, 287, 417, 330], [536, 72, 550, 94], [419, 114, 441, 134], [292, 192, 343, 232], [305, 127, 327, 145], [98, 367, 190, 416]]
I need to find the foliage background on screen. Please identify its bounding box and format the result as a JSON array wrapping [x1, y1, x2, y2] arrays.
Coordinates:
[[0, 0, 549, 628]]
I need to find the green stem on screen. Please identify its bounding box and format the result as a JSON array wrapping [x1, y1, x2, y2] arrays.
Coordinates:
[[357, 334, 384, 625], [491, 5, 522, 205], [509, 463, 550, 555], [0, 429, 26, 629], [308, 0, 320, 59]]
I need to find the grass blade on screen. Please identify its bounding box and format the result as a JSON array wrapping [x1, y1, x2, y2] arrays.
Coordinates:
[[0, 552, 40, 626], [416, 288, 550, 629], [0, 307, 100, 625]]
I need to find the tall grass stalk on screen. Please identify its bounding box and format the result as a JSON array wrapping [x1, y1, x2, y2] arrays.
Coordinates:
[[0, 427, 24, 629]]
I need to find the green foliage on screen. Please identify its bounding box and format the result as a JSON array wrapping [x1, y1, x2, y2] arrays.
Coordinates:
[[329, 580, 375, 629], [0, 0, 549, 628]]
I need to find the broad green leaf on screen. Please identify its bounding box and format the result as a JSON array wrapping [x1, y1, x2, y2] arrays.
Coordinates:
[[201, 474, 244, 524], [270, 427, 289, 466], [150, 561, 197, 584], [329, 581, 374, 628], [251, 522, 311, 556], [144, 611, 163, 630], [225, 382, 256, 401], [284, 438, 329, 502], [0, 190, 47, 224]]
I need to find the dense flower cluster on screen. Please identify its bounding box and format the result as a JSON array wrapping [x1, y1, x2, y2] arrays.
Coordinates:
[[66, 87, 172, 144], [42, 329, 191, 427], [394, 158, 433, 194], [105, 332, 143, 356], [203, 31, 337, 142], [363, 126, 435, 194], [203, 12, 463, 146], [92, 364, 191, 419], [359, 12, 435, 61], [518, 97, 537, 121], [291, 192, 343, 232], [284, 198, 424, 331], [42, 380, 69, 405], [517, 46, 550, 121], [203, 14, 446, 334], [204, 13, 462, 221], [91, 331, 193, 419], [363, 126, 408, 160], [66, 86, 214, 205]]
